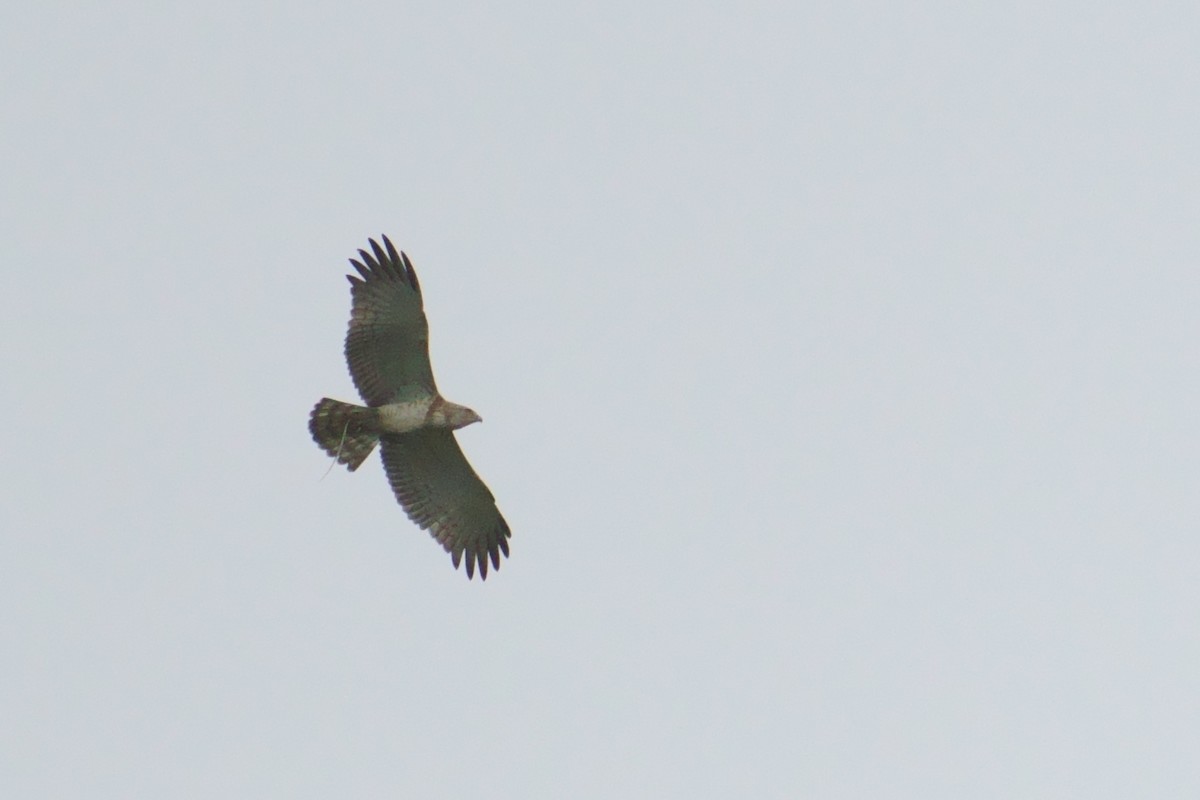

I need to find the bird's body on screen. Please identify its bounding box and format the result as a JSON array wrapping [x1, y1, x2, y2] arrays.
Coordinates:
[[377, 395, 439, 434], [309, 236, 510, 579]]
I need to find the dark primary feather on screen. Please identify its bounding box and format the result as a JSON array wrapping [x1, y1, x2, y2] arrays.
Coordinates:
[[379, 429, 511, 579], [343, 236, 437, 406]]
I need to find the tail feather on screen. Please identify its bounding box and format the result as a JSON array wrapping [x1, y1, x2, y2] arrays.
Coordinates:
[[309, 398, 380, 471]]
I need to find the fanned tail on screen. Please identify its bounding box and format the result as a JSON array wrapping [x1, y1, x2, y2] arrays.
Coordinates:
[[309, 398, 380, 471]]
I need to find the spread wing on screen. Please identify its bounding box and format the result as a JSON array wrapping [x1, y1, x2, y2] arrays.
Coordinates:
[[380, 429, 511, 579], [344, 236, 436, 406]]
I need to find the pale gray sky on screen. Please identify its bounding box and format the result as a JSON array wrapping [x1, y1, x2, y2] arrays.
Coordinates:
[[4, 2, 1198, 797]]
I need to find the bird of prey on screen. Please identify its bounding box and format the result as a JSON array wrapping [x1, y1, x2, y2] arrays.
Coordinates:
[[309, 236, 510, 579]]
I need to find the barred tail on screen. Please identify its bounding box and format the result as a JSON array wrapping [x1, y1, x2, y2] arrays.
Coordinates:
[[309, 398, 381, 471]]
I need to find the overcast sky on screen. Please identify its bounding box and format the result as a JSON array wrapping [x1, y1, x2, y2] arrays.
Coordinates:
[[4, 2, 1198, 797]]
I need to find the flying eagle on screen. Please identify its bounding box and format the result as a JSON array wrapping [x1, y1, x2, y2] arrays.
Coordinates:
[[309, 236, 510, 579]]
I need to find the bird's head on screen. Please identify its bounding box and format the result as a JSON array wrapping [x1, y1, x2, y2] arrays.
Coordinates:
[[439, 401, 482, 430]]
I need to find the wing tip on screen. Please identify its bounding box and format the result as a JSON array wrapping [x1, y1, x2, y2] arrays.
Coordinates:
[[452, 531, 510, 582], [345, 235, 419, 292], [466, 518, 511, 580]]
